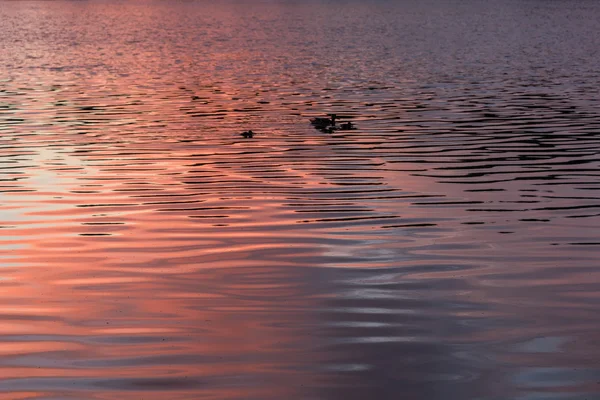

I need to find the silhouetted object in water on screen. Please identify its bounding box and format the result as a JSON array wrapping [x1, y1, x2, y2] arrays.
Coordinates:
[[339, 121, 355, 130], [310, 114, 337, 129], [310, 114, 358, 132], [191, 96, 201, 100], [241, 130, 254, 138]]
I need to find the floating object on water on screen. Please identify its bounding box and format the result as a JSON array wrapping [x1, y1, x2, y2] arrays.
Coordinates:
[[310, 114, 337, 128], [241, 130, 254, 138], [310, 113, 357, 132], [191, 96, 201, 100], [339, 121, 355, 130]]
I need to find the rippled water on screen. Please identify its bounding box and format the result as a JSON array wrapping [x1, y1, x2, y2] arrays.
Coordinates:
[[1, 1, 600, 399]]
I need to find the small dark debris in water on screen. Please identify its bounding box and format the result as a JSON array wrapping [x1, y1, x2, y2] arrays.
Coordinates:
[[191, 96, 201, 100], [241, 130, 254, 138], [80, 106, 96, 111]]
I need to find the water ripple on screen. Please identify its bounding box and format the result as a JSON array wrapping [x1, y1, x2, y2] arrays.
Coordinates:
[[1, 0, 600, 399]]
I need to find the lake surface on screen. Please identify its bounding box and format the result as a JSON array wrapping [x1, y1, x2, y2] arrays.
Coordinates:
[[1, 0, 600, 399]]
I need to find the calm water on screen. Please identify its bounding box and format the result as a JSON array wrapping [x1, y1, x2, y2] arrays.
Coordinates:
[[1, 1, 600, 399]]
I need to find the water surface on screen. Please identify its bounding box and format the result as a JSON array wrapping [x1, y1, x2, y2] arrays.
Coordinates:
[[1, 1, 600, 399]]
